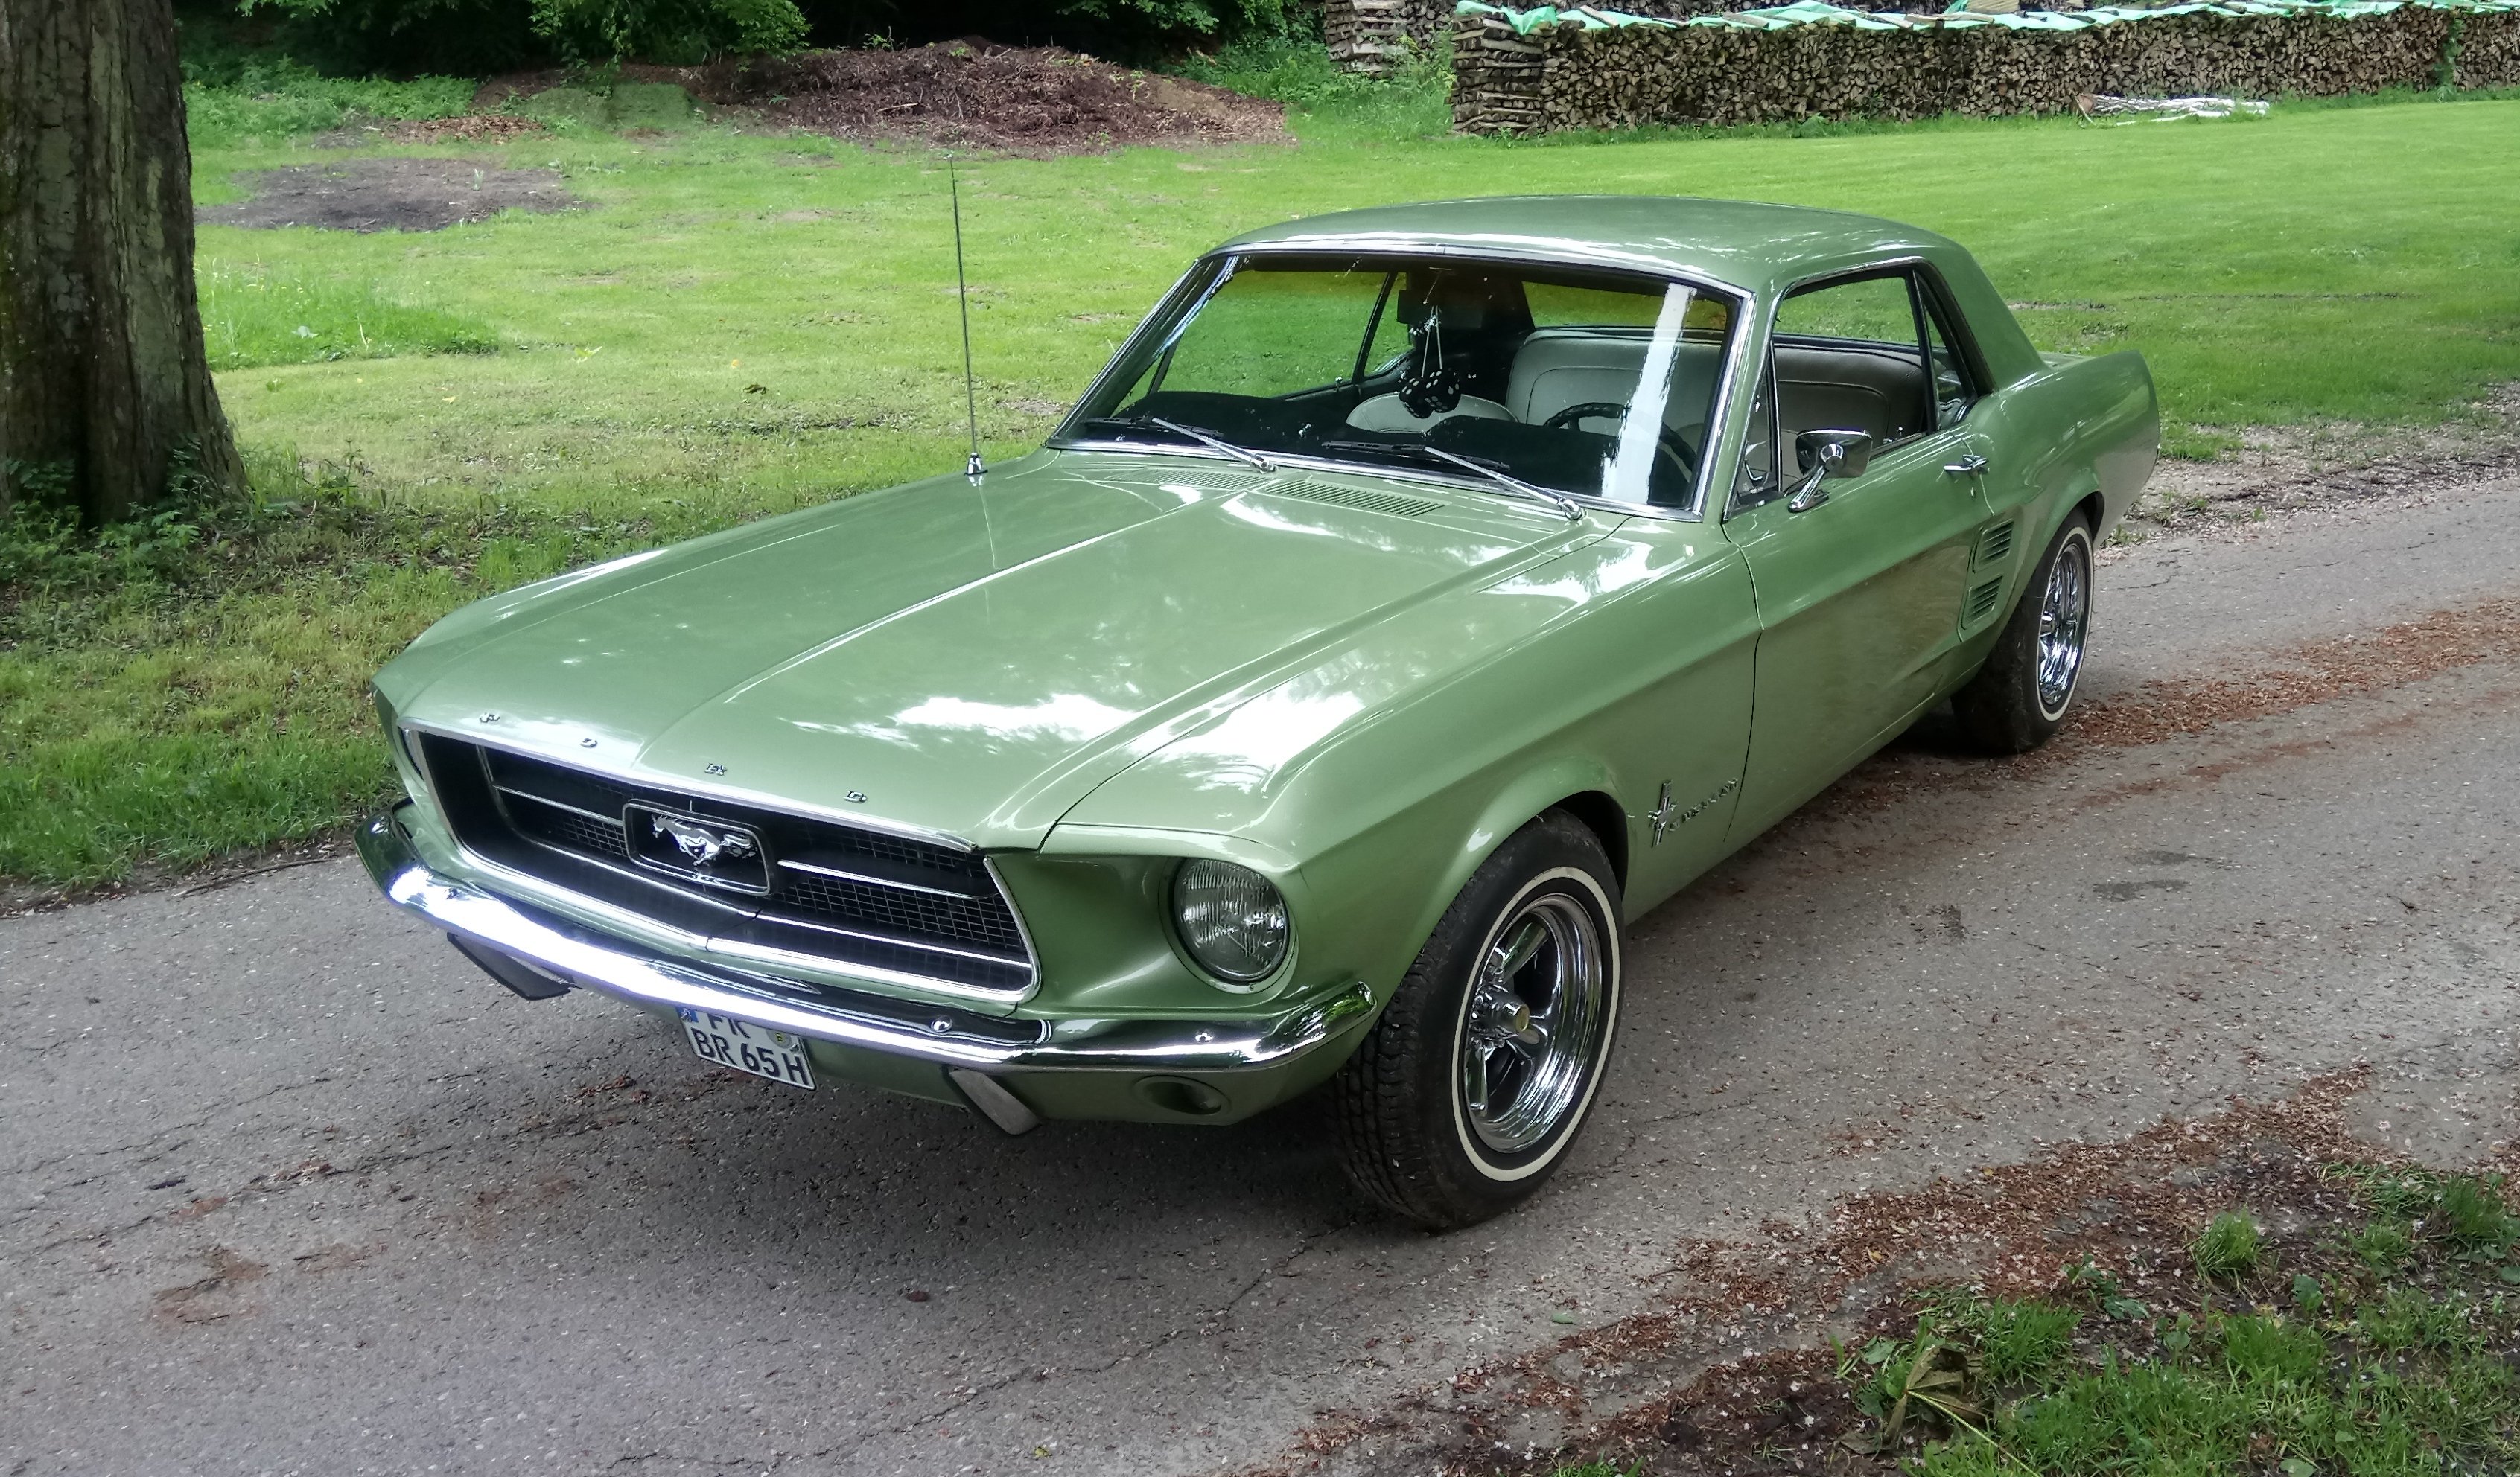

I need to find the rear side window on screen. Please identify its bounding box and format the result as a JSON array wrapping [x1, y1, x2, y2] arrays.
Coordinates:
[[1774, 275, 1915, 349]]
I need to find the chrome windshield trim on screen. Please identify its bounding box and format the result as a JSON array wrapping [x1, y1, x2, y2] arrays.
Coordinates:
[[1046, 247, 1747, 523], [360, 809, 1374, 1073], [1218, 242, 1754, 299]]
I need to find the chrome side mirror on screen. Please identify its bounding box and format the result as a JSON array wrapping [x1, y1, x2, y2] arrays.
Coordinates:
[[1784, 429, 1874, 512]]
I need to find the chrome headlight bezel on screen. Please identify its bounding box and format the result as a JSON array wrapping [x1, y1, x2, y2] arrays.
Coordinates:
[[1170, 858, 1291, 989]]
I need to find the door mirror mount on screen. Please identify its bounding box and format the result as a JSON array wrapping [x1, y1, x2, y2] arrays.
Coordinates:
[[1784, 429, 1874, 512]]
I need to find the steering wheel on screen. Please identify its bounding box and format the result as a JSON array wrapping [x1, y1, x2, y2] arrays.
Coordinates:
[[1540, 401, 1699, 480]]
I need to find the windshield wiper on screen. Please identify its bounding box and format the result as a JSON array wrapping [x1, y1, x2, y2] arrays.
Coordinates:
[[1075, 415, 1276, 473], [1312, 439, 1582, 522]]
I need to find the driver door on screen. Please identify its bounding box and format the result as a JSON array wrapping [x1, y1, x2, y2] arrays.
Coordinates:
[[1722, 269, 1994, 840]]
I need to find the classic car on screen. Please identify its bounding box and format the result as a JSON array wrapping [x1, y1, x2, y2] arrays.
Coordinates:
[[359, 196, 2157, 1228]]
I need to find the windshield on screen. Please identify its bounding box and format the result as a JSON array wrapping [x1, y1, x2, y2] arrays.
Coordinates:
[[1053, 254, 1740, 508]]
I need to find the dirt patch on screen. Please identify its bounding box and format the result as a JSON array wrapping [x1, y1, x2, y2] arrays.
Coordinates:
[[151, 1245, 269, 1325], [380, 115, 550, 145], [1242, 1068, 2519, 1476], [719, 42, 1288, 153], [2072, 596, 2520, 751], [197, 157, 582, 234], [2123, 383, 2520, 544], [471, 62, 713, 112]]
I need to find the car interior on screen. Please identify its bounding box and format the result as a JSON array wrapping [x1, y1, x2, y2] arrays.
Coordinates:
[[1067, 258, 1968, 509]]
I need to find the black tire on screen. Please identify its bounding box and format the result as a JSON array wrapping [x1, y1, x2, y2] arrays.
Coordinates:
[[1952, 513, 2095, 754], [1334, 810, 1622, 1230]]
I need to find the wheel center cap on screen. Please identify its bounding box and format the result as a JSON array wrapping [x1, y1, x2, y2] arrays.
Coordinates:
[[1506, 1001, 1531, 1034]]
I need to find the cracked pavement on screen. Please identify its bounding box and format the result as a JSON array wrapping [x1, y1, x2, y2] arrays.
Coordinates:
[[6, 480, 2520, 1476]]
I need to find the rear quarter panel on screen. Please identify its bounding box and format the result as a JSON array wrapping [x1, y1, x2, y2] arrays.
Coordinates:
[[1963, 347, 2157, 622]]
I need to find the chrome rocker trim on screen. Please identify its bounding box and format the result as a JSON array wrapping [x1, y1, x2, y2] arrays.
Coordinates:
[[359, 808, 1375, 1076]]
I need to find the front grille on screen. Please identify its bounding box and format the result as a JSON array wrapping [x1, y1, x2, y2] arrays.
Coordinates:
[[416, 733, 1032, 994]]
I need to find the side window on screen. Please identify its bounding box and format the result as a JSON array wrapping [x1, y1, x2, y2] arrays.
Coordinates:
[[1770, 272, 1931, 468], [1918, 289, 1975, 430]]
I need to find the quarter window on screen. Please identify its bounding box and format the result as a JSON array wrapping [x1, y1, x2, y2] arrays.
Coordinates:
[[1919, 290, 1976, 430]]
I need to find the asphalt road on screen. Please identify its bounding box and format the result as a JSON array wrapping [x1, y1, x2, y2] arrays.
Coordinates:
[[7, 482, 2519, 1477]]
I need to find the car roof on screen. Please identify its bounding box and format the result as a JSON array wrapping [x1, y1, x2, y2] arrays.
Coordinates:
[[1215, 195, 1961, 301]]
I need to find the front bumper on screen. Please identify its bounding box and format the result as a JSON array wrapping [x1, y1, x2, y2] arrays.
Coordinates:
[[357, 806, 1376, 1123]]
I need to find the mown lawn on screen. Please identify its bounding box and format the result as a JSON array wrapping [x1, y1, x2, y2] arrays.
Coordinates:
[[4, 84, 2519, 887]]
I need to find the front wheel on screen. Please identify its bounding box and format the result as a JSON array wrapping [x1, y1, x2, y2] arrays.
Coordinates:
[[1333, 811, 1622, 1230], [1953, 513, 2094, 753]]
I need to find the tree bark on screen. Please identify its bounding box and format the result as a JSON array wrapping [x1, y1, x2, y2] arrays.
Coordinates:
[[1, 0, 243, 524]]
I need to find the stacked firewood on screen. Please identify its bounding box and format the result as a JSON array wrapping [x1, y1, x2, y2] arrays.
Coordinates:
[[1328, 0, 1448, 72], [1454, 2, 2516, 133], [1331, 0, 1729, 71], [2461, 8, 2520, 85]]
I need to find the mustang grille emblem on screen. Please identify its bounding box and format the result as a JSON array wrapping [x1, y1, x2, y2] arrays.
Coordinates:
[[649, 814, 757, 867]]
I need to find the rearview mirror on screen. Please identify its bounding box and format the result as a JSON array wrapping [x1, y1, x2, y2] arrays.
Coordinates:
[[1786, 429, 1874, 511]]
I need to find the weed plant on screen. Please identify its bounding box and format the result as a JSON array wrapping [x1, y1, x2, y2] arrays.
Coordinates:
[[2191, 1209, 2263, 1277]]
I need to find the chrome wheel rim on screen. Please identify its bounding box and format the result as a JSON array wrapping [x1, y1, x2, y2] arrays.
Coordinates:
[[2035, 532, 2091, 718], [1458, 893, 1609, 1156]]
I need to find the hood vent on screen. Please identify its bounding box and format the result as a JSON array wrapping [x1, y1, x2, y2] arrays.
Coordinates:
[[1263, 480, 1444, 519]]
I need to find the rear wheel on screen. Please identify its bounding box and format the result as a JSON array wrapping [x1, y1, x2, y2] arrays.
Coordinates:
[[1334, 811, 1621, 1230], [1953, 514, 2093, 753]]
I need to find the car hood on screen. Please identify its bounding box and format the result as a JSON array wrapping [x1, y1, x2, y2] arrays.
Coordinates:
[[381, 450, 1603, 848]]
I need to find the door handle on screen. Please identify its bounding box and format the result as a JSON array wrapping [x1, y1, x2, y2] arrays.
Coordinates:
[[1944, 454, 1988, 477]]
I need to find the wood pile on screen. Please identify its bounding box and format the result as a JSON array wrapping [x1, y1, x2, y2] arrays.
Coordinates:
[[2460, 9, 2520, 84], [1329, 0, 1725, 70], [1453, 2, 2513, 133], [1328, 0, 1448, 71]]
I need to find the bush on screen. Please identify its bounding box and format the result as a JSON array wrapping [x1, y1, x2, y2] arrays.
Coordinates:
[[529, 0, 807, 63], [231, 0, 812, 68], [1175, 33, 1453, 138], [184, 59, 474, 148]]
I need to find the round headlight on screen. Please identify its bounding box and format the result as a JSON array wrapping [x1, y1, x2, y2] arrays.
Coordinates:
[[1172, 859, 1289, 985]]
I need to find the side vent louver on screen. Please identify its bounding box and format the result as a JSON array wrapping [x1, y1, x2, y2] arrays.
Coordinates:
[[1264, 480, 1444, 519], [1974, 520, 2017, 570], [1963, 578, 2006, 628]]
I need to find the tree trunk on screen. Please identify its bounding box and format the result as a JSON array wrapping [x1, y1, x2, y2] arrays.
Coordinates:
[[0, 0, 242, 525]]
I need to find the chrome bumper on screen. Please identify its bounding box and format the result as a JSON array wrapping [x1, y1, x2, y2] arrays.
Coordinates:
[[357, 807, 1374, 1075]]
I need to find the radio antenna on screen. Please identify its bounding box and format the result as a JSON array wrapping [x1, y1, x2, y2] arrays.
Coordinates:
[[949, 155, 984, 482]]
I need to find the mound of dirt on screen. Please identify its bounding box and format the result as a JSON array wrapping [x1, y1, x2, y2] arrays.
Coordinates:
[[727, 41, 1288, 153], [197, 157, 580, 234]]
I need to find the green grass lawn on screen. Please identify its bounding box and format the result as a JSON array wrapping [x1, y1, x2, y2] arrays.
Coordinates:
[[5, 83, 2520, 887]]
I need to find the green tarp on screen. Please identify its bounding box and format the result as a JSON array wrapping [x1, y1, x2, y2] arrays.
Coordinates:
[[1456, 0, 2519, 34]]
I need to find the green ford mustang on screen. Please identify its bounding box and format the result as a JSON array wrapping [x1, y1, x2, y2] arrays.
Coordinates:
[[361, 197, 2157, 1228]]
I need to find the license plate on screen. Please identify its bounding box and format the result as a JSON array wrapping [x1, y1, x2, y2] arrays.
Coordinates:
[[679, 1007, 815, 1089]]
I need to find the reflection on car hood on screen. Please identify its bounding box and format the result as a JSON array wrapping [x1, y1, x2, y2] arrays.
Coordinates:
[[380, 450, 1603, 847]]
